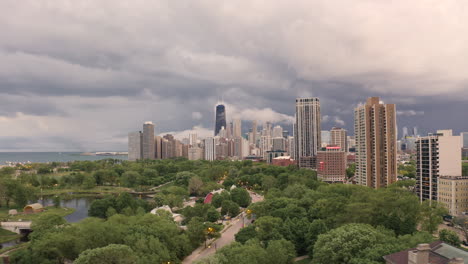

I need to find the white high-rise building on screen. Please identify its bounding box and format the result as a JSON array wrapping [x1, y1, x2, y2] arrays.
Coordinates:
[[260, 135, 272, 158], [416, 130, 462, 202], [142, 122, 155, 159], [321, 131, 331, 148], [287, 136, 295, 160], [330, 127, 347, 152], [272, 137, 286, 151], [233, 119, 242, 138], [204, 137, 216, 161], [128, 131, 143, 161], [272, 125, 283, 138], [189, 133, 198, 147], [295, 98, 321, 168]]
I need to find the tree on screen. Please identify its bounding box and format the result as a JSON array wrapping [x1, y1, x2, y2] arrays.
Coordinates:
[[119, 171, 139, 187], [74, 244, 137, 264], [306, 219, 328, 256], [453, 216, 468, 242], [30, 214, 67, 241], [189, 176, 204, 196], [206, 207, 221, 222], [420, 201, 448, 234], [439, 229, 461, 247], [221, 200, 240, 217], [187, 217, 207, 248], [230, 188, 252, 208], [235, 225, 258, 244], [255, 216, 284, 244], [53, 195, 61, 208], [346, 163, 356, 179], [265, 239, 296, 264], [175, 171, 197, 186], [313, 224, 399, 264], [211, 191, 231, 208], [82, 175, 96, 189]]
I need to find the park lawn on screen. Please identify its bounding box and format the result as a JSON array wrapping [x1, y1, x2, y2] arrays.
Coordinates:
[[0, 206, 76, 222], [40, 186, 132, 196]]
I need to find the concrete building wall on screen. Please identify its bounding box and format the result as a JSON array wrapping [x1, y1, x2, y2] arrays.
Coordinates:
[[438, 130, 462, 177], [438, 176, 468, 216], [330, 127, 347, 151], [142, 122, 155, 159], [128, 131, 142, 161]]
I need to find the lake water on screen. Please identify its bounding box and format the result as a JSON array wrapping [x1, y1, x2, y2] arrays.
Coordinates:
[[38, 197, 95, 223], [0, 197, 95, 249], [0, 152, 127, 165]]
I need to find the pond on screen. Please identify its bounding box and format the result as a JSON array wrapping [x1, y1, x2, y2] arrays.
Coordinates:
[[37, 197, 96, 223], [0, 197, 95, 250]]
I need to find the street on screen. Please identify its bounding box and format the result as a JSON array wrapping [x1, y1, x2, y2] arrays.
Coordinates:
[[182, 191, 263, 263]]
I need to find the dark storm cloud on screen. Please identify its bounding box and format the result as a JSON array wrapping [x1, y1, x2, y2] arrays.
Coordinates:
[[0, 0, 467, 151]]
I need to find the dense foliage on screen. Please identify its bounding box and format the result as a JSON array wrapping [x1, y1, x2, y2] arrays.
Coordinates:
[[0, 158, 454, 263], [11, 213, 202, 263]]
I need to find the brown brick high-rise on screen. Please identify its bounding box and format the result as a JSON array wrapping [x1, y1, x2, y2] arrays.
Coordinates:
[[354, 97, 397, 188]]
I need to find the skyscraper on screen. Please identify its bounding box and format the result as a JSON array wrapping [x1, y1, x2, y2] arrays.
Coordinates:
[[413, 127, 418, 137], [402, 127, 409, 138], [128, 131, 143, 161], [204, 137, 216, 161], [272, 125, 283, 138], [233, 118, 242, 138], [252, 120, 258, 146], [416, 130, 462, 202], [142, 122, 155, 159], [214, 104, 227, 136], [295, 97, 321, 168], [330, 127, 347, 152], [354, 97, 397, 188]]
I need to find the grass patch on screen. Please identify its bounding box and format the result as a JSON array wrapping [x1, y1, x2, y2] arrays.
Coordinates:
[[40, 186, 132, 196], [0, 206, 76, 222], [0, 242, 29, 255]]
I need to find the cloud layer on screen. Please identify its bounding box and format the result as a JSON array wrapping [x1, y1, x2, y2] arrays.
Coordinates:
[[0, 0, 467, 151]]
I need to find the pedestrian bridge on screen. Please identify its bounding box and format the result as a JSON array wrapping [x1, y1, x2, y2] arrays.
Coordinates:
[[1, 221, 32, 234]]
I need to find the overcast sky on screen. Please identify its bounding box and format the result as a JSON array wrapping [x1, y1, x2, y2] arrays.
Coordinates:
[[1, 0, 467, 151]]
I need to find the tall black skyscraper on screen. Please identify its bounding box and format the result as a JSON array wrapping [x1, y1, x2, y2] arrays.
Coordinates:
[[214, 104, 226, 136]]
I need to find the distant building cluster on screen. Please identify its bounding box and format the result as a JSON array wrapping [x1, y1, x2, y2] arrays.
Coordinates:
[[128, 97, 468, 214]]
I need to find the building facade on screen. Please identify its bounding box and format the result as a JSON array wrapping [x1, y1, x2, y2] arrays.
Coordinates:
[[416, 130, 462, 202], [295, 97, 321, 168], [438, 176, 468, 216], [233, 118, 242, 138], [330, 127, 347, 152], [317, 146, 346, 182], [142, 122, 155, 159], [354, 97, 397, 188], [204, 137, 216, 161], [128, 131, 143, 161]]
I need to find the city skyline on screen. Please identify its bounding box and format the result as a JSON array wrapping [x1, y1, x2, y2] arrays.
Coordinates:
[[1, 1, 468, 151]]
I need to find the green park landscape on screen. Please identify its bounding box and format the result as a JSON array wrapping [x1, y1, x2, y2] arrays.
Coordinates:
[[0, 158, 466, 263]]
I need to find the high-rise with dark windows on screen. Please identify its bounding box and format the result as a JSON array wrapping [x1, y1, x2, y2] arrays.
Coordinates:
[[214, 104, 227, 136], [294, 97, 321, 168]]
